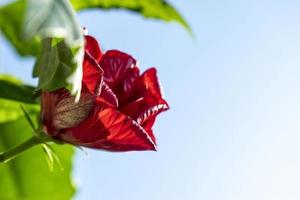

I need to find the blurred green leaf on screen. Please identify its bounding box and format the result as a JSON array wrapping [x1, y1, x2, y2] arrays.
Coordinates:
[[0, 75, 37, 104], [24, 0, 83, 47], [0, 0, 84, 98], [0, 0, 40, 56], [0, 117, 75, 199], [0, 99, 39, 124], [71, 0, 191, 31], [0, 0, 190, 58], [0, 0, 84, 56], [0, 75, 39, 123]]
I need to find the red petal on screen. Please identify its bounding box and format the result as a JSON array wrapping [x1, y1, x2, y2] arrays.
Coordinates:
[[140, 68, 164, 99], [118, 67, 140, 105], [85, 35, 102, 62], [96, 82, 118, 107], [100, 50, 137, 91], [136, 99, 169, 124], [136, 68, 169, 123], [82, 52, 103, 96], [60, 105, 156, 152], [120, 68, 169, 124], [120, 97, 168, 124], [140, 116, 156, 144]]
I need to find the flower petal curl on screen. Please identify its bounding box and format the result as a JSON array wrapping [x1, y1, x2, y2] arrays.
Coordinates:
[[100, 50, 137, 91], [85, 35, 102, 62], [60, 104, 156, 152]]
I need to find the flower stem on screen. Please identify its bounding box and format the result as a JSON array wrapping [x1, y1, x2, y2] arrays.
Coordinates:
[[0, 136, 49, 163]]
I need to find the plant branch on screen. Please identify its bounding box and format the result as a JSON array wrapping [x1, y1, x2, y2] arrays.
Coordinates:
[[0, 136, 49, 163]]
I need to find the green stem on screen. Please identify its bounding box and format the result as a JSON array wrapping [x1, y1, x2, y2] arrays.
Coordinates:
[[0, 136, 49, 163]]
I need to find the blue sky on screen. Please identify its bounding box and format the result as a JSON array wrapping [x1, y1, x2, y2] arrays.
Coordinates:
[[2, 0, 300, 200]]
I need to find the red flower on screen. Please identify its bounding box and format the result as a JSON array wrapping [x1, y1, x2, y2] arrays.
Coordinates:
[[41, 35, 169, 151]]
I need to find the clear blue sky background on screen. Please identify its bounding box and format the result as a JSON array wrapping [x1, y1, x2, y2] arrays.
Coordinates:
[[1, 0, 300, 200]]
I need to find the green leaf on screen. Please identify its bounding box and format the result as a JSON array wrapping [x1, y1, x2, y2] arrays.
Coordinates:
[[20, 105, 37, 132], [0, 0, 84, 98], [0, 0, 84, 56], [0, 0, 40, 56], [0, 75, 37, 104], [33, 38, 82, 96], [0, 74, 39, 124], [25, 0, 84, 98], [70, 0, 191, 31], [24, 0, 83, 47], [0, 99, 39, 124], [0, 117, 75, 199]]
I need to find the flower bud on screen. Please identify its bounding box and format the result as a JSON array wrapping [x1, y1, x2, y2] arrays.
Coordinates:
[[53, 94, 94, 129]]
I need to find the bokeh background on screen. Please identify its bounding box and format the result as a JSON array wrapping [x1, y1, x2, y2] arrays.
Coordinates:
[[1, 0, 300, 199]]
